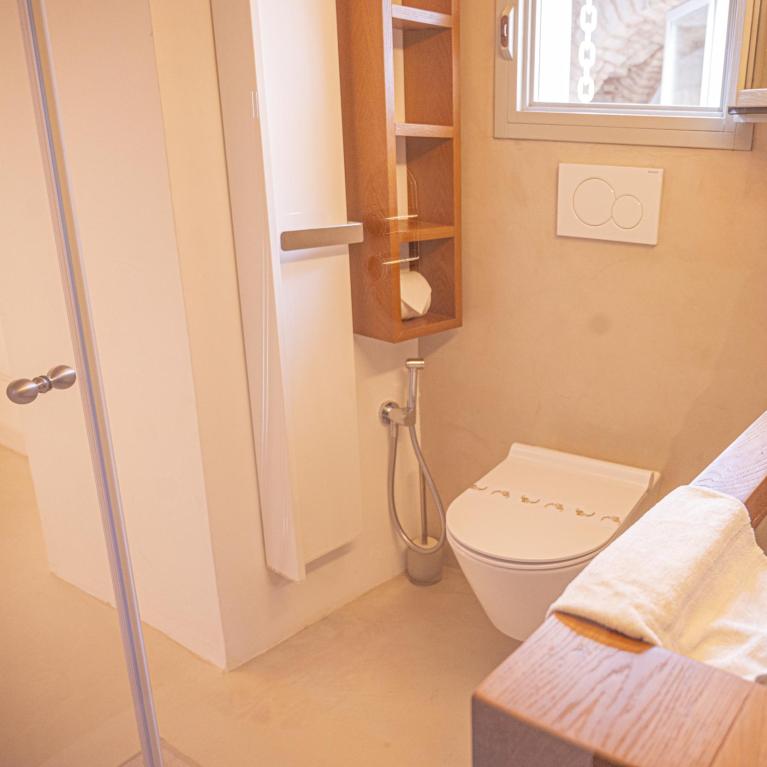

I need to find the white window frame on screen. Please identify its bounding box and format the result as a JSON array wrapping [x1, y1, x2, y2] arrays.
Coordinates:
[[495, 0, 755, 149]]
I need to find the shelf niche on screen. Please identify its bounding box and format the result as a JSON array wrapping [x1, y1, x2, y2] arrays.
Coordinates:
[[392, 5, 453, 31], [336, 0, 461, 343], [395, 0, 452, 14]]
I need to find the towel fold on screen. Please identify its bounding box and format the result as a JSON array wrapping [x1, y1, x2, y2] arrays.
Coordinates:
[[549, 485, 767, 681]]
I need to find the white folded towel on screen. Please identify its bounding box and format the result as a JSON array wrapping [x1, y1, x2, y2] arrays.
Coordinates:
[[549, 485, 767, 681]]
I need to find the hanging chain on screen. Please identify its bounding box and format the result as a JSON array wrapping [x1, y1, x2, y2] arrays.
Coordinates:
[[577, 0, 598, 103]]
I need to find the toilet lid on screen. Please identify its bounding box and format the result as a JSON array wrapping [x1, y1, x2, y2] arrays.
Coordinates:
[[447, 444, 657, 565]]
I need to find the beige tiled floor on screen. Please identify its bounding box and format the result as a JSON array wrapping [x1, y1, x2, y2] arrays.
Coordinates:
[[1, 446, 518, 767], [120, 742, 200, 766]]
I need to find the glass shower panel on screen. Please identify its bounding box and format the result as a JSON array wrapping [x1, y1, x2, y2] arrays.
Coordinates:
[[11, 0, 230, 763], [0, 2, 155, 765]]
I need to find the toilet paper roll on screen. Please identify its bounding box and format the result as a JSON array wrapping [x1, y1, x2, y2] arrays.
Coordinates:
[[400, 270, 432, 320]]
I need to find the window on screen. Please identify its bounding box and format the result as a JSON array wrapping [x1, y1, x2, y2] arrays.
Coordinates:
[[495, 0, 755, 149]]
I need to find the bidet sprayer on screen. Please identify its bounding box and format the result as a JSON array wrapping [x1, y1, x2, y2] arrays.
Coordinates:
[[380, 357, 446, 582], [405, 358, 425, 412]]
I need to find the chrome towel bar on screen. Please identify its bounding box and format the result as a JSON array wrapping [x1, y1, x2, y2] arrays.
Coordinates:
[[280, 222, 363, 251]]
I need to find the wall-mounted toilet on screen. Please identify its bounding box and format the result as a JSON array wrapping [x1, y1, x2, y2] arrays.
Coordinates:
[[447, 444, 658, 640]]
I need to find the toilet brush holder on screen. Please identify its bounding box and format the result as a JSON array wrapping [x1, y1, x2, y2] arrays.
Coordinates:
[[406, 537, 444, 586]]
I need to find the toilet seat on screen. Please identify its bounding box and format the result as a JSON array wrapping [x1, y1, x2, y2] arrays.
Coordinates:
[[447, 443, 658, 567], [447, 444, 659, 641], [447, 529, 605, 572]]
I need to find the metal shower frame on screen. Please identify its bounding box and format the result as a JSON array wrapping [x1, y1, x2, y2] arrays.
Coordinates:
[[17, 2, 164, 764]]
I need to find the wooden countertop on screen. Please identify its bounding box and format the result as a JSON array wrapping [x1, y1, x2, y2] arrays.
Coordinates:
[[473, 411, 767, 767]]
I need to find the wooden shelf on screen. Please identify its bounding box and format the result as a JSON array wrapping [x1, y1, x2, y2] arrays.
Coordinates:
[[390, 219, 454, 243], [336, 0, 461, 343], [395, 122, 453, 138], [397, 311, 461, 341], [391, 5, 453, 30]]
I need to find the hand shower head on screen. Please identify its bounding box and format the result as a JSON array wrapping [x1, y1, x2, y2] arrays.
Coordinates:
[[405, 358, 424, 410]]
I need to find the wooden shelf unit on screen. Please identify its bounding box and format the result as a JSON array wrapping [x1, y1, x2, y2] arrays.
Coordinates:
[[394, 122, 454, 138], [390, 218, 455, 244], [391, 5, 453, 31], [336, 0, 461, 343]]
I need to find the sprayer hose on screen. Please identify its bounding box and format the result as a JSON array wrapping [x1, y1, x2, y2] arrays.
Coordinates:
[[387, 421, 446, 554]]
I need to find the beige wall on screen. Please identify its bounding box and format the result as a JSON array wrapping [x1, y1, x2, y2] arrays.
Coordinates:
[[0, 0, 109, 599], [0, 315, 24, 454], [42, 0, 230, 665], [1, 0, 421, 672], [421, 0, 767, 516], [150, 0, 422, 668], [148, 0, 263, 668], [1, 0, 230, 664]]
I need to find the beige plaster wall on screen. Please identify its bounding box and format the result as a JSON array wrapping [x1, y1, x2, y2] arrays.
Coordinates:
[[421, 0, 767, 515], [150, 0, 421, 668], [1, 0, 230, 665], [148, 0, 263, 668], [2, 0, 422, 672]]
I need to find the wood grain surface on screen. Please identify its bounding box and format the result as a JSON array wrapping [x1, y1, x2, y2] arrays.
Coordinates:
[[392, 4, 452, 30], [474, 412, 767, 766], [693, 410, 767, 528], [336, 0, 461, 342]]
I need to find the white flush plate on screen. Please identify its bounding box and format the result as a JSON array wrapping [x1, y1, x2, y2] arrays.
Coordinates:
[[557, 163, 663, 245]]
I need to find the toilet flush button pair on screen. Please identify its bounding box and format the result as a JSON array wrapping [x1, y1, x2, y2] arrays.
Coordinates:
[[557, 163, 663, 245], [573, 177, 643, 230]]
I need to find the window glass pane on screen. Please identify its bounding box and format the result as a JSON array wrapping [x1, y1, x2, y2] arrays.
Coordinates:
[[535, 0, 732, 107]]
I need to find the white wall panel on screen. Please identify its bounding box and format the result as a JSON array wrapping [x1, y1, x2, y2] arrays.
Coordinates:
[[237, 0, 363, 576]]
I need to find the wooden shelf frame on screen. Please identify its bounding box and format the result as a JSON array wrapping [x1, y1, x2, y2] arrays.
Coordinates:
[[391, 4, 453, 30], [394, 122, 453, 138], [474, 411, 767, 767], [390, 218, 454, 244], [336, 0, 461, 342]]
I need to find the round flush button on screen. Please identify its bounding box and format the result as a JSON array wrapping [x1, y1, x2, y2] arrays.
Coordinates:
[[572, 178, 615, 227], [612, 194, 643, 229]]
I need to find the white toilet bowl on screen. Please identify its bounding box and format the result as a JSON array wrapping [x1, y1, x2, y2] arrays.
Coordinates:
[[447, 444, 658, 641]]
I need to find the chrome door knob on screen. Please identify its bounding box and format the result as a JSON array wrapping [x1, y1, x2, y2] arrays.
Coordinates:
[[6, 364, 77, 405]]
